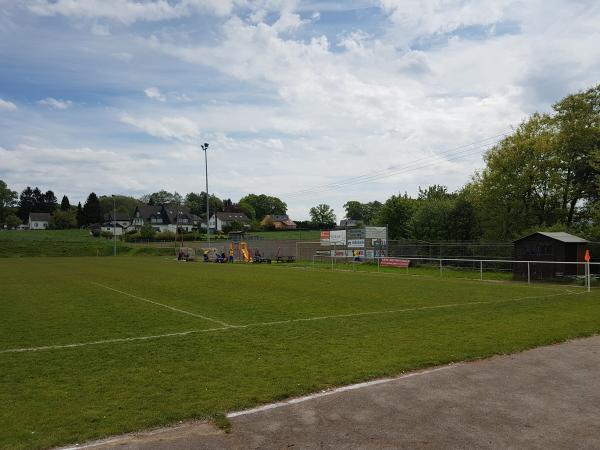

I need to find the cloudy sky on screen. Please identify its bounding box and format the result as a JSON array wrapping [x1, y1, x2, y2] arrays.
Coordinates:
[[1, 0, 599, 219]]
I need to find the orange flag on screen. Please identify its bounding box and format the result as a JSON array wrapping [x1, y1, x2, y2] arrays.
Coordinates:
[[584, 249, 591, 262]]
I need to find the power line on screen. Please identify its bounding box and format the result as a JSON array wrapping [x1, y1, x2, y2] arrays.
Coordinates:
[[282, 132, 507, 199]]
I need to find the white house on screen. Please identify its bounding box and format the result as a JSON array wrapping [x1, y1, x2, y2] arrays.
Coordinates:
[[28, 212, 51, 230], [209, 212, 251, 232], [100, 223, 128, 236], [132, 204, 200, 233]]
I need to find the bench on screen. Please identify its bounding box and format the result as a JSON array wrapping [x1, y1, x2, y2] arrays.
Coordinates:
[[276, 256, 296, 263]]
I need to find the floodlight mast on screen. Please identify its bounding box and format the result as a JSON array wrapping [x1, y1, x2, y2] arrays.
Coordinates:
[[201, 143, 210, 248], [112, 195, 116, 257]]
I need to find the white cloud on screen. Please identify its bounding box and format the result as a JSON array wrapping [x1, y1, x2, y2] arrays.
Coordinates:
[[5, 1, 600, 219], [27, 0, 245, 24], [120, 113, 201, 140], [144, 87, 166, 101], [0, 98, 17, 111], [38, 97, 72, 109]]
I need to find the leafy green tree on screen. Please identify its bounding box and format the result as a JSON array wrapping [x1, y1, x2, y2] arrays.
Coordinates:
[[99, 195, 140, 216], [5, 213, 22, 229], [470, 113, 563, 239], [374, 194, 416, 240], [51, 209, 77, 229], [553, 84, 600, 225], [238, 194, 287, 220], [342, 201, 382, 224], [60, 195, 71, 211], [447, 196, 480, 241], [410, 199, 454, 241], [0, 180, 17, 224], [142, 190, 182, 206], [417, 185, 454, 201], [309, 204, 336, 228], [184, 192, 223, 217], [82, 193, 103, 225]]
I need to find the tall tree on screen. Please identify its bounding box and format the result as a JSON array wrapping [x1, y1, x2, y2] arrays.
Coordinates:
[[552, 84, 600, 225], [309, 204, 336, 228], [17, 187, 35, 221], [42, 190, 58, 213], [82, 193, 103, 225], [76, 202, 84, 228], [60, 195, 71, 211], [0, 180, 17, 224], [238, 194, 287, 220]]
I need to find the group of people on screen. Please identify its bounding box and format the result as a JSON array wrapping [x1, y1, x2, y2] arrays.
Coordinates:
[[203, 248, 236, 263]]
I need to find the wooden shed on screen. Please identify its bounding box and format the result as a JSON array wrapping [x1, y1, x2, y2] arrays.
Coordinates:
[[513, 231, 589, 279]]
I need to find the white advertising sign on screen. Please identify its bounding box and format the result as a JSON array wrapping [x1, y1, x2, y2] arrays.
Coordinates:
[[365, 226, 387, 239], [347, 239, 365, 248], [330, 230, 346, 244]]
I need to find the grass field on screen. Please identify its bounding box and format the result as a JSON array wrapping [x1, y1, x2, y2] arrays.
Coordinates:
[[2, 257, 600, 449]]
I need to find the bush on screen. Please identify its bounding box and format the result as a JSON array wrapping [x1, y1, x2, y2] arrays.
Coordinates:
[[100, 231, 113, 239], [155, 231, 176, 241], [140, 224, 155, 240]]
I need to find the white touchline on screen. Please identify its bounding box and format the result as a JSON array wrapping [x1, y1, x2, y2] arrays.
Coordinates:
[[0, 290, 584, 354], [90, 282, 233, 327], [227, 364, 458, 418], [57, 364, 460, 449]]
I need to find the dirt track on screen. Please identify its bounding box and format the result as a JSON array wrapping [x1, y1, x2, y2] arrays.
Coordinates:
[[65, 335, 600, 449]]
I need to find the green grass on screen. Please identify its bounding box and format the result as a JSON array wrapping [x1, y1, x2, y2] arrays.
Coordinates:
[[1, 257, 599, 449]]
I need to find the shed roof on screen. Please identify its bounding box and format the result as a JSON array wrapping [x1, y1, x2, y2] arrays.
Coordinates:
[[514, 231, 589, 244]]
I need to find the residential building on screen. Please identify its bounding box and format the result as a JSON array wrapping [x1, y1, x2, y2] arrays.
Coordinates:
[[209, 212, 250, 232], [28, 212, 51, 230], [132, 204, 200, 232], [260, 214, 297, 230]]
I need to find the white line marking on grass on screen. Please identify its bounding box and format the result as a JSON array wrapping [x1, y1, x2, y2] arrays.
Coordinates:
[[0, 328, 230, 354], [0, 290, 585, 354], [228, 364, 457, 418], [90, 282, 232, 327]]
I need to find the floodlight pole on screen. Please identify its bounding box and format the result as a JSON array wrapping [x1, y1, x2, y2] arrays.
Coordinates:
[[202, 143, 210, 249], [112, 195, 116, 257]]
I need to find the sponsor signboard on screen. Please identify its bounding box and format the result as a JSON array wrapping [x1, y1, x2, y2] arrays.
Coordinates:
[[365, 226, 387, 239], [380, 258, 410, 268], [347, 228, 365, 239], [330, 229, 346, 244], [371, 238, 387, 246], [366, 249, 374, 259], [320, 230, 330, 246], [347, 239, 365, 248]]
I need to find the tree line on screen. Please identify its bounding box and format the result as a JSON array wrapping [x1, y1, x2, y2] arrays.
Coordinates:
[[1, 84, 597, 240]]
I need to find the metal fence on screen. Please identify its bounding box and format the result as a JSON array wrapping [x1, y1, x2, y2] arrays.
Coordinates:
[[309, 255, 599, 291]]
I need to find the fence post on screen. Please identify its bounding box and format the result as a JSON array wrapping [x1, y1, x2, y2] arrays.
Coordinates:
[[527, 262, 530, 285], [587, 261, 591, 293], [439, 259, 443, 276], [480, 260, 483, 281], [377, 256, 380, 273]]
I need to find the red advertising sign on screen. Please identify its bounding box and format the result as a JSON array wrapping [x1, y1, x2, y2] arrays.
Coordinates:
[[584, 249, 591, 262], [380, 258, 410, 268]]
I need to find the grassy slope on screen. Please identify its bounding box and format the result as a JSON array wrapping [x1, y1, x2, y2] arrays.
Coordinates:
[[1, 258, 599, 449]]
